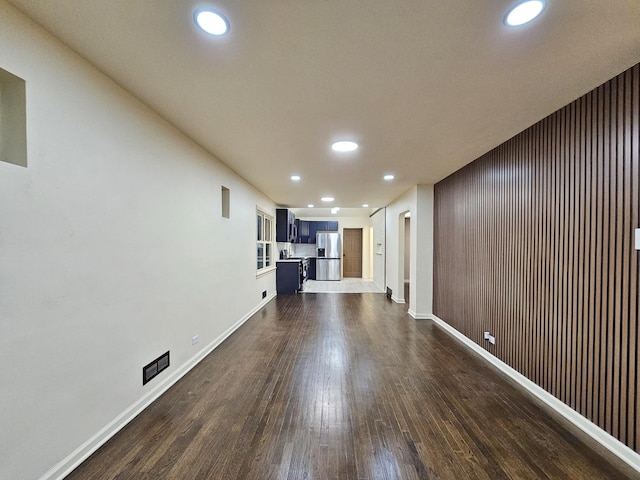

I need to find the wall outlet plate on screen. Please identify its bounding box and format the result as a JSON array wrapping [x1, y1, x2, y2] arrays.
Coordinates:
[[484, 331, 490, 340], [635, 228, 640, 250], [489, 335, 496, 345], [192, 335, 199, 345]]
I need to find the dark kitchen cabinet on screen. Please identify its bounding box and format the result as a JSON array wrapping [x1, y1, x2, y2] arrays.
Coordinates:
[[295, 219, 310, 243], [276, 208, 296, 242], [304, 220, 339, 244], [308, 257, 316, 280], [276, 261, 301, 295], [308, 221, 317, 243], [312, 221, 338, 235]]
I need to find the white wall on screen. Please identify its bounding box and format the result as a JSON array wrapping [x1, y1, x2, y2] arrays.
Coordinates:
[[385, 187, 415, 303], [384, 185, 434, 317], [371, 209, 386, 290], [0, 3, 276, 479], [412, 184, 434, 318], [293, 216, 373, 279]]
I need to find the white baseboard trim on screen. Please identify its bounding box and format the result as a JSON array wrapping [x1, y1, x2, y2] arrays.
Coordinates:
[[407, 309, 429, 320], [427, 313, 640, 474], [391, 295, 405, 304], [41, 292, 278, 480]]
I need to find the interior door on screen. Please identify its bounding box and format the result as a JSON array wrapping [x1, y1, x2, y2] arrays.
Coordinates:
[[343, 228, 363, 277]]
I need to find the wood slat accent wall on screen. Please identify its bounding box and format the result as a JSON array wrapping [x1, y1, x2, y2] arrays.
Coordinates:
[[434, 63, 640, 451]]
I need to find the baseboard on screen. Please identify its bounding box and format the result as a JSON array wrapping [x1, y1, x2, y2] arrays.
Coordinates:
[[391, 295, 405, 304], [407, 309, 429, 319], [41, 292, 277, 480], [427, 313, 640, 475]]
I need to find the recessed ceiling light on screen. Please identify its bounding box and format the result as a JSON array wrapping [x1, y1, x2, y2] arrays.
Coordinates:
[[290, 175, 301, 181], [321, 197, 334, 202], [308, 204, 314, 208], [383, 174, 395, 181], [331, 141, 358, 152], [504, 0, 545, 27], [362, 204, 369, 208], [194, 9, 229, 36]]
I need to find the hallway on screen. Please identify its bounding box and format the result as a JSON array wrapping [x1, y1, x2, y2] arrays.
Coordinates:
[[68, 294, 636, 479]]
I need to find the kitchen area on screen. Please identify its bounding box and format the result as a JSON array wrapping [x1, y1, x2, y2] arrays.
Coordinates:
[[275, 208, 341, 294]]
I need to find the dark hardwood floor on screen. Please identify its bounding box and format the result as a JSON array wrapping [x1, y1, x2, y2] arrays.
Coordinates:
[[67, 294, 638, 479]]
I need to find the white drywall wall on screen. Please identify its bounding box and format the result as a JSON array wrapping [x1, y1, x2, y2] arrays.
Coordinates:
[[0, 3, 276, 479], [371, 208, 386, 290], [384, 185, 434, 317]]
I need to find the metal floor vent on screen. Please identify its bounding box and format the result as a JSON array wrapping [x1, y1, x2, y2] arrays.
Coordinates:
[[143, 351, 170, 385]]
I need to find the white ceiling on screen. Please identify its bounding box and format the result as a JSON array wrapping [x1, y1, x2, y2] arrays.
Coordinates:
[[7, 0, 640, 211]]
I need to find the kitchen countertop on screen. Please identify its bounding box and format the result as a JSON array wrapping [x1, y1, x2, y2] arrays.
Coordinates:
[[278, 256, 316, 262]]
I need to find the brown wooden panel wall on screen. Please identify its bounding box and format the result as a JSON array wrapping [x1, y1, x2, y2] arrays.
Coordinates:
[[434, 63, 640, 451]]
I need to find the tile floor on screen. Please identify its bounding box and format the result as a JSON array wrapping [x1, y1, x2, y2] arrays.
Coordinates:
[[302, 278, 385, 293]]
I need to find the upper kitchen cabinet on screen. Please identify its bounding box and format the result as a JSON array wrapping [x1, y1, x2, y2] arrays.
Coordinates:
[[308, 221, 317, 243], [314, 221, 338, 233], [295, 219, 310, 243], [278, 216, 339, 244], [276, 208, 297, 242], [306, 220, 339, 244], [314, 221, 327, 233]]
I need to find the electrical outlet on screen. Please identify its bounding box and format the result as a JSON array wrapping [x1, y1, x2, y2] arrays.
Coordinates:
[[488, 335, 496, 345], [484, 331, 490, 340], [262, 290, 267, 299], [192, 335, 200, 345], [635, 228, 640, 250]]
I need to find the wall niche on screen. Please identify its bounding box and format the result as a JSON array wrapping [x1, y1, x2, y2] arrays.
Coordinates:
[[0, 67, 27, 167]]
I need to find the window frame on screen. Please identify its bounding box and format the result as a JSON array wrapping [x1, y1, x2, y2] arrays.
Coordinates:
[[256, 209, 275, 276]]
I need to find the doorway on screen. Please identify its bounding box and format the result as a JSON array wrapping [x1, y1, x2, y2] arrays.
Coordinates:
[[395, 210, 410, 304], [343, 228, 363, 277], [404, 214, 410, 303]]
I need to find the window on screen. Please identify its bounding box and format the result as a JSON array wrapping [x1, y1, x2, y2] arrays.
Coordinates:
[[257, 210, 274, 272]]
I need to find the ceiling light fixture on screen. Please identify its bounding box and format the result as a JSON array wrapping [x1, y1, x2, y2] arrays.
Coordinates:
[[331, 140, 358, 152], [321, 197, 334, 202], [194, 9, 230, 36], [504, 0, 546, 27], [308, 204, 314, 208], [290, 175, 301, 181], [362, 204, 369, 208], [383, 174, 395, 181]]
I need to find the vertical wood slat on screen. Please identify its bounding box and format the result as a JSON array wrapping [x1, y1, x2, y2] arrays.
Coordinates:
[[632, 63, 639, 451], [433, 63, 640, 452]]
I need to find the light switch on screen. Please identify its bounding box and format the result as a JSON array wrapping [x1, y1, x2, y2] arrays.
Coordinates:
[[636, 229, 640, 251]]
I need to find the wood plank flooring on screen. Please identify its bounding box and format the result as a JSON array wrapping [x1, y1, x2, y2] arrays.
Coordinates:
[[302, 279, 384, 293], [67, 294, 638, 479]]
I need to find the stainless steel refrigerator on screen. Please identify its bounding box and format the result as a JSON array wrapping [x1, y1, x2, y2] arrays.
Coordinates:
[[316, 232, 341, 280]]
